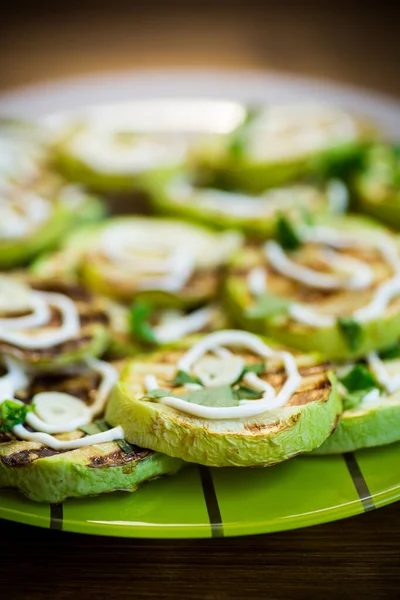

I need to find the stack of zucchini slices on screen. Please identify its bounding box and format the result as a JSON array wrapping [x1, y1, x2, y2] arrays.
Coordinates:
[[1, 100, 398, 503]]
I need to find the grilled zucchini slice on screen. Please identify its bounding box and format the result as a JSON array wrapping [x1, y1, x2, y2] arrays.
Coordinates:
[[105, 332, 340, 467], [354, 144, 400, 227], [32, 217, 242, 307], [224, 214, 400, 360], [0, 363, 183, 503]]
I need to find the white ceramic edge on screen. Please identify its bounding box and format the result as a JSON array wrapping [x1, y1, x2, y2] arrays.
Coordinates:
[[1, 68, 400, 137]]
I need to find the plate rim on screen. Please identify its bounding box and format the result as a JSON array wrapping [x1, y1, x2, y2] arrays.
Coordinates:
[[1, 68, 400, 538]]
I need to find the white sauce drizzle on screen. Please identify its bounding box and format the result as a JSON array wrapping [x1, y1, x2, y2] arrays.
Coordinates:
[[153, 306, 215, 344], [0, 356, 29, 400], [12, 424, 125, 450], [260, 224, 400, 329], [367, 352, 400, 394], [0, 358, 122, 450], [68, 126, 186, 174], [99, 221, 241, 294], [248, 103, 358, 162], [144, 330, 302, 419], [0, 291, 80, 349], [167, 176, 327, 218], [247, 267, 268, 297], [327, 179, 349, 214], [265, 241, 373, 290], [0, 194, 52, 240], [101, 223, 194, 293]]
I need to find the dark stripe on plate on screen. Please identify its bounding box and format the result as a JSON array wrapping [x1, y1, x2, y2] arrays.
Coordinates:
[[343, 453, 375, 512], [199, 466, 224, 538], [50, 503, 64, 530]]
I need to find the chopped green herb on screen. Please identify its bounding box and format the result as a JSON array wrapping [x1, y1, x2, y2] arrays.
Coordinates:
[[275, 215, 302, 251], [227, 106, 259, 159], [79, 422, 101, 436], [0, 400, 31, 433], [246, 293, 290, 320], [339, 364, 377, 392], [144, 388, 172, 400], [182, 385, 239, 408], [241, 362, 266, 376], [337, 317, 364, 351], [343, 390, 369, 411], [379, 344, 400, 361], [170, 370, 202, 386], [301, 207, 315, 227], [117, 439, 137, 454], [233, 385, 263, 401], [129, 301, 157, 345], [94, 419, 111, 432]]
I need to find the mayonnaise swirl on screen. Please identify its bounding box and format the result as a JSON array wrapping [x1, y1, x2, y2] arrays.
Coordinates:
[[255, 224, 400, 329], [0, 357, 122, 450], [144, 330, 302, 419]]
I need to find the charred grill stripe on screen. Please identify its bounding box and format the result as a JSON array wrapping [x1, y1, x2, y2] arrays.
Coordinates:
[[199, 466, 224, 538], [50, 503, 63, 530], [344, 452, 375, 512]]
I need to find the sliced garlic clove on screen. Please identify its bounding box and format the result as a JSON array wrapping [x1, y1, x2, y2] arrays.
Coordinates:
[[193, 355, 244, 387], [33, 392, 91, 426]]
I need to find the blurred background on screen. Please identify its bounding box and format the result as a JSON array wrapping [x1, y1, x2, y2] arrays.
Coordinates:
[[1, 0, 400, 98]]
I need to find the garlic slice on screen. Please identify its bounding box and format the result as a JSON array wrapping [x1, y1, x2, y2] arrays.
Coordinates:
[[24, 358, 119, 434], [28, 392, 92, 433], [193, 355, 244, 387]]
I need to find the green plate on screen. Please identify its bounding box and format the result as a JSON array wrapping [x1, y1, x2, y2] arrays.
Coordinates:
[[1, 70, 400, 538], [1, 443, 399, 538]]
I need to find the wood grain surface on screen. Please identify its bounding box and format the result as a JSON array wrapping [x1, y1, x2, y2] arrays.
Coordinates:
[[1, 502, 400, 600], [1, 2, 400, 598]]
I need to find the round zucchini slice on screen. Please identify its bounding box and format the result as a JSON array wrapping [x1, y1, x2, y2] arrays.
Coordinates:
[[0, 359, 183, 502], [315, 350, 400, 453], [0, 276, 110, 369], [105, 331, 340, 467], [150, 173, 348, 238], [354, 144, 400, 227], [32, 217, 242, 307], [199, 102, 371, 193], [224, 213, 400, 360], [0, 122, 104, 268], [48, 99, 246, 193], [0, 176, 104, 269]]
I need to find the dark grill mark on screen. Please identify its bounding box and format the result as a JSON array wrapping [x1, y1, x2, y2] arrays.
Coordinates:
[[88, 447, 152, 468], [1, 447, 61, 467]]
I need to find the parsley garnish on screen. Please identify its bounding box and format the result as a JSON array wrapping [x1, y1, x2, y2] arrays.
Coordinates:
[[241, 362, 265, 376], [169, 370, 202, 386], [379, 344, 400, 361], [246, 293, 290, 320], [342, 390, 369, 411], [144, 388, 173, 400], [339, 364, 379, 412], [339, 364, 377, 392], [129, 301, 157, 344], [233, 385, 263, 400], [182, 385, 239, 408], [275, 215, 302, 251], [0, 400, 31, 433], [337, 317, 364, 351]]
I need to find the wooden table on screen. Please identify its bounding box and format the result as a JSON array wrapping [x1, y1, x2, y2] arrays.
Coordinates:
[[1, 2, 400, 598]]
